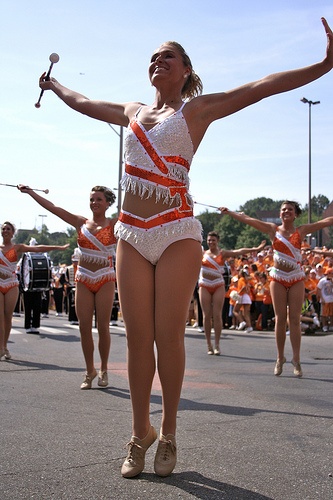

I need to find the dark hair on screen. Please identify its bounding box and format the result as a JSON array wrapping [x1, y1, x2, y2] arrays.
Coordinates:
[[1, 221, 16, 234], [281, 200, 302, 217], [164, 41, 203, 100], [207, 231, 220, 240], [91, 186, 116, 205]]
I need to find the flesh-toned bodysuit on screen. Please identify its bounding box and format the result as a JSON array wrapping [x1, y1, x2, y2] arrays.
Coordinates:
[[76, 224, 116, 293], [198, 252, 225, 295], [269, 229, 305, 289], [114, 103, 202, 264], [0, 247, 19, 294]]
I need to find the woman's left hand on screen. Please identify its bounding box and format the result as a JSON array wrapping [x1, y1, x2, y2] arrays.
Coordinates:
[[322, 17, 333, 68]]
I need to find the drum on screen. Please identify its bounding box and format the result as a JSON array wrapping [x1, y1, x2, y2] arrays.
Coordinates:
[[20, 253, 52, 291], [222, 262, 231, 291]]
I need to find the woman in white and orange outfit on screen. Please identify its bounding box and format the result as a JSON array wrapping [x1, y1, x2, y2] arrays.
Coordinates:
[[0, 221, 69, 360], [221, 202, 333, 377], [199, 231, 265, 354], [18, 185, 117, 389], [35, 18, 333, 477]]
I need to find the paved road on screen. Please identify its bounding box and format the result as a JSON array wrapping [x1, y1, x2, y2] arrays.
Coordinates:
[[1, 312, 332, 499]]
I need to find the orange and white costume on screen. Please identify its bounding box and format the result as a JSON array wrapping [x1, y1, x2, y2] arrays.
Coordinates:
[[0, 247, 19, 294], [114, 103, 202, 265], [270, 229, 305, 289], [198, 252, 225, 294], [76, 224, 116, 294]]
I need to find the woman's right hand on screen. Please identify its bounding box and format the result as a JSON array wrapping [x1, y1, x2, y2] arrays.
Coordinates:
[[39, 72, 57, 90], [17, 184, 30, 193]]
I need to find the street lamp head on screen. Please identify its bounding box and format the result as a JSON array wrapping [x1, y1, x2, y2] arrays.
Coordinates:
[[301, 97, 320, 105]]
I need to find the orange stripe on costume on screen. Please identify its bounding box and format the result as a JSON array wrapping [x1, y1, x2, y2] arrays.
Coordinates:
[[130, 121, 169, 174], [130, 121, 190, 173], [273, 231, 301, 258], [125, 164, 192, 213], [119, 210, 193, 230]]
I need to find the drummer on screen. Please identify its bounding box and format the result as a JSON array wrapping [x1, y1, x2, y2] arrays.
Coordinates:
[[65, 249, 79, 325], [0, 221, 69, 360]]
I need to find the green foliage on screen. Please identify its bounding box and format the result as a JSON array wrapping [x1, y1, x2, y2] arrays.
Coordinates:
[[214, 213, 244, 249], [240, 197, 283, 216], [303, 194, 330, 216], [234, 225, 268, 248]]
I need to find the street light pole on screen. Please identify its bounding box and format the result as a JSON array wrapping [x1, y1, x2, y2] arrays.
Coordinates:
[[107, 124, 124, 215], [300, 97, 320, 224], [39, 214, 47, 234]]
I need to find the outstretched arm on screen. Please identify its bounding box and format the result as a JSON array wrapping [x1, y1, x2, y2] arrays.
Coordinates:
[[298, 215, 333, 240], [189, 18, 333, 126], [17, 185, 85, 231], [38, 76, 141, 126], [310, 248, 333, 257], [220, 207, 276, 241], [15, 243, 70, 255], [222, 239, 267, 258]]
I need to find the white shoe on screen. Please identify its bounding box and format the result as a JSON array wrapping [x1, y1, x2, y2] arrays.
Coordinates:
[[313, 316, 320, 327], [229, 325, 235, 330], [323, 326, 328, 332], [246, 327, 253, 333], [238, 321, 246, 330], [286, 330, 290, 336]]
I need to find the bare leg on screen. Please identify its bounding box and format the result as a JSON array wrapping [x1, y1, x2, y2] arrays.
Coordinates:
[[155, 239, 202, 436], [0, 293, 5, 352], [116, 240, 156, 439], [199, 287, 213, 350], [233, 302, 244, 325], [95, 281, 115, 371], [4, 287, 19, 348], [211, 286, 225, 348], [242, 304, 251, 328], [75, 283, 96, 374], [270, 281, 288, 360], [0, 287, 19, 353], [287, 281, 304, 364]]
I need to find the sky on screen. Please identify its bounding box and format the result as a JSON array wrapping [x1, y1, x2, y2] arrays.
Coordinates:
[[1, 0, 333, 233]]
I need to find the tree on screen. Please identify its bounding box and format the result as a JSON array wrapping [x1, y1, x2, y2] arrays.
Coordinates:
[[303, 194, 330, 218], [214, 213, 244, 249], [233, 225, 267, 248], [240, 197, 282, 216]]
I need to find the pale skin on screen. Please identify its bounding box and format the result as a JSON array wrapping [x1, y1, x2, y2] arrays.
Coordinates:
[[233, 272, 252, 329], [37, 18, 333, 438], [0, 222, 69, 357], [17, 186, 116, 376], [220, 204, 333, 365], [199, 235, 266, 352]]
